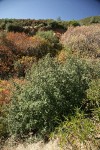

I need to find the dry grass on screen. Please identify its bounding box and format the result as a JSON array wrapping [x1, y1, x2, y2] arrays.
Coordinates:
[[2, 139, 60, 150], [2, 139, 100, 150]]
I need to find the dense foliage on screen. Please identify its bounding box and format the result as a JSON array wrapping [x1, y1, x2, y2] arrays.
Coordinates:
[[80, 16, 100, 25], [61, 24, 100, 57], [54, 110, 99, 149], [0, 30, 60, 78], [7, 56, 100, 139], [0, 17, 100, 149]]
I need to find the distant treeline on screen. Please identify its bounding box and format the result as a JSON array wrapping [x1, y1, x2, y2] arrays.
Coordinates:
[[0, 16, 100, 34], [0, 18, 79, 34]]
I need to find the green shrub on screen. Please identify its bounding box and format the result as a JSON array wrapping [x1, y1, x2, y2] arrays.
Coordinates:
[[87, 79, 100, 107], [36, 30, 62, 51], [0, 22, 6, 30], [0, 105, 8, 139], [6, 23, 24, 33], [92, 107, 100, 121], [14, 56, 36, 77], [36, 30, 59, 44], [54, 110, 97, 149], [80, 16, 100, 25], [68, 20, 80, 27], [7, 56, 93, 139], [47, 20, 66, 30], [28, 36, 57, 58], [83, 79, 100, 113]]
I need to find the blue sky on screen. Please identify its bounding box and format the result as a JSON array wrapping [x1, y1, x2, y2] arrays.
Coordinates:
[[0, 0, 100, 20]]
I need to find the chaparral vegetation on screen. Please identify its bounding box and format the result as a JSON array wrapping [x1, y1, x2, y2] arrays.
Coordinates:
[[0, 16, 100, 150]]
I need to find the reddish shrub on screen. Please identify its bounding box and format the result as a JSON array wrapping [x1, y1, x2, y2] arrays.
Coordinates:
[[0, 79, 26, 105], [6, 32, 30, 55], [0, 80, 11, 105], [14, 56, 37, 77]]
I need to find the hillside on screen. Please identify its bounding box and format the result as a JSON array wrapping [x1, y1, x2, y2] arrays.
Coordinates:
[[0, 17, 100, 150], [1, 16, 98, 35], [0, 19, 67, 35], [0, 16, 100, 33], [79, 16, 100, 25]]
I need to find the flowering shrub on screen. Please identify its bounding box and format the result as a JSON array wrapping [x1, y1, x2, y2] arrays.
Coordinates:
[[61, 24, 100, 57]]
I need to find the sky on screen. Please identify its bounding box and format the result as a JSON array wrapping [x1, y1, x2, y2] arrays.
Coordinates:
[[0, 0, 100, 20]]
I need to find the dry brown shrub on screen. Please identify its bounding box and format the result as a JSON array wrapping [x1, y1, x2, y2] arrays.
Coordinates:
[[57, 50, 67, 63], [28, 36, 52, 58], [0, 80, 11, 105], [0, 32, 51, 77], [6, 33, 52, 58], [14, 56, 37, 77], [0, 78, 26, 105], [6, 32, 31, 55], [61, 24, 100, 57]]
